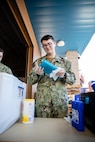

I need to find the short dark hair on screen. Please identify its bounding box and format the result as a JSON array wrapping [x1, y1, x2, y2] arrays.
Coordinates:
[[41, 35, 55, 43], [0, 48, 4, 53]]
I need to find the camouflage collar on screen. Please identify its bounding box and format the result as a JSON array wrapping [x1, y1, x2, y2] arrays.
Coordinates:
[[38, 55, 64, 63]]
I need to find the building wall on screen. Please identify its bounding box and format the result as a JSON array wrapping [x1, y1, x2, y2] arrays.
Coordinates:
[[66, 51, 80, 87], [66, 51, 81, 115]]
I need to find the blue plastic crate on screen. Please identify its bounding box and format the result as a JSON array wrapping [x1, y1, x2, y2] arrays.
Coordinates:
[[71, 100, 84, 131], [90, 81, 95, 92], [74, 94, 80, 101]]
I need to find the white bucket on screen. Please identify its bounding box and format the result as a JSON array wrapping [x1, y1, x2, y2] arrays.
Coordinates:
[[22, 99, 35, 124]]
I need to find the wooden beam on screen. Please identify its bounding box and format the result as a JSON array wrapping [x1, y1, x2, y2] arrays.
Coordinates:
[[26, 46, 33, 98], [7, 0, 33, 98]]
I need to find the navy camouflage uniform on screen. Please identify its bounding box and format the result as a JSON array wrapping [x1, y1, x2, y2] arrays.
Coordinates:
[[27, 55, 76, 118], [0, 62, 12, 74]]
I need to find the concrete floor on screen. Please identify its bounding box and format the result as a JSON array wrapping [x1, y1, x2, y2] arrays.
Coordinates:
[[0, 118, 95, 142]]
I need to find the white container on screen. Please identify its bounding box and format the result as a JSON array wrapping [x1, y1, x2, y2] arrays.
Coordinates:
[[22, 99, 35, 124], [0, 72, 26, 134]]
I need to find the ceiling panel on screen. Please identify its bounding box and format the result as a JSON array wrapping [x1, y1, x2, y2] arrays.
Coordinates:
[[25, 0, 95, 57]]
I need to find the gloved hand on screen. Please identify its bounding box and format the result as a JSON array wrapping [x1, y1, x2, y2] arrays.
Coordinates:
[[33, 62, 44, 75], [56, 68, 65, 78], [50, 67, 65, 81]]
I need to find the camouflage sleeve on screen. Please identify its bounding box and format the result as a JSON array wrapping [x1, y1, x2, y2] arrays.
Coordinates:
[[27, 69, 40, 85], [7, 67, 13, 74], [65, 72, 76, 85], [1, 64, 13, 74], [61, 59, 76, 85], [27, 60, 41, 85]]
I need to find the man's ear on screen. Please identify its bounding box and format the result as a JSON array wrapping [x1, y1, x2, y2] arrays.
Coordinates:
[[54, 41, 57, 46]]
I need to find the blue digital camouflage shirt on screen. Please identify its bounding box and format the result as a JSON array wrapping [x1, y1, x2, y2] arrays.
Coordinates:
[[27, 55, 76, 118]]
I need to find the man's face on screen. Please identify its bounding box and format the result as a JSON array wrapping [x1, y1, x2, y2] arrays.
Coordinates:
[[41, 39, 56, 55], [0, 52, 3, 62]]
